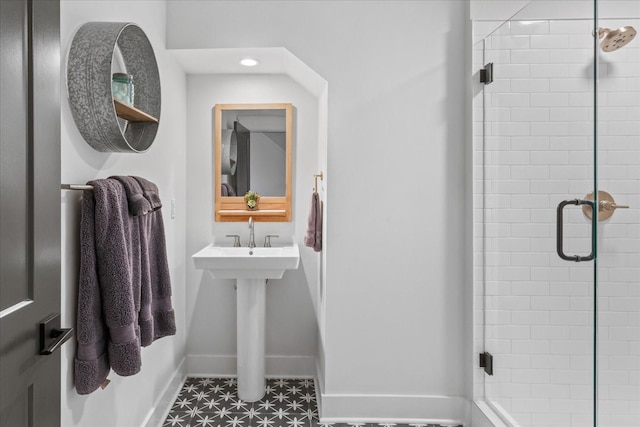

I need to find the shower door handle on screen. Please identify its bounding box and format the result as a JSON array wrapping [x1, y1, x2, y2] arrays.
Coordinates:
[[556, 199, 595, 262]]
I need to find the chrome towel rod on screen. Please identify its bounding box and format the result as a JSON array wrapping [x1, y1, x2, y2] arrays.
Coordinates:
[[61, 184, 94, 191]]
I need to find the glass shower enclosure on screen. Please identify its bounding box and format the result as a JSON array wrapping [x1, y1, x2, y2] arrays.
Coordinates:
[[473, 1, 639, 426]]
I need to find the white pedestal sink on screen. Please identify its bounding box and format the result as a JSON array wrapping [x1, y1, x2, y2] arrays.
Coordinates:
[[192, 243, 300, 401]]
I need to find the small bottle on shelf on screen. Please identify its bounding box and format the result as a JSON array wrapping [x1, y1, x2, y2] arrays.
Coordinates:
[[112, 73, 134, 106]]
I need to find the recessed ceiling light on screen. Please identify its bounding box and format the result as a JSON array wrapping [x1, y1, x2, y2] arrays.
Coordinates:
[[240, 58, 259, 67]]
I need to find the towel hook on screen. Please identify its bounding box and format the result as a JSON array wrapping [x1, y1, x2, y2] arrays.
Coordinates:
[[314, 172, 324, 194]]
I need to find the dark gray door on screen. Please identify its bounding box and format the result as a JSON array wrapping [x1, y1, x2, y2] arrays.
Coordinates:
[[0, 0, 64, 425]]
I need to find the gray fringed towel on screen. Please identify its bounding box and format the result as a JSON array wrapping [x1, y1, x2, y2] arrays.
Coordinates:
[[304, 192, 323, 252], [75, 178, 176, 395], [75, 179, 141, 395], [110, 176, 176, 346], [131, 176, 176, 346]]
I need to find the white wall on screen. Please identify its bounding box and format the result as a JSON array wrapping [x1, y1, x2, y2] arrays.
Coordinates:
[[60, 2, 187, 426], [185, 74, 319, 376], [169, 1, 471, 423]]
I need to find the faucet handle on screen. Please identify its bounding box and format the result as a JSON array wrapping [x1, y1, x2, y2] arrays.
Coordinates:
[[264, 235, 279, 247], [226, 234, 241, 247]]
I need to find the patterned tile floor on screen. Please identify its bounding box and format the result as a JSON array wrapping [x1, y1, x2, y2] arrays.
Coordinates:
[[162, 377, 462, 427]]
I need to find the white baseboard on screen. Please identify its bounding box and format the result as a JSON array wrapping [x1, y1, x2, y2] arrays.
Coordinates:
[[317, 393, 468, 425], [143, 357, 187, 427], [186, 354, 316, 378], [472, 401, 509, 427], [485, 400, 519, 427]]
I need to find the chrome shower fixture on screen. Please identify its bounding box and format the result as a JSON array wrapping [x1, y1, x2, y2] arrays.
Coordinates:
[[597, 26, 637, 52]]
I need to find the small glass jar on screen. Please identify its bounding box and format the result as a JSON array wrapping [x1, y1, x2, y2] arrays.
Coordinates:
[[112, 73, 134, 106]]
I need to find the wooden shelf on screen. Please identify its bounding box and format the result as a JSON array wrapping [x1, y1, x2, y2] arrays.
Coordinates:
[[113, 98, 159, 123], [217, 209, 286, 216]]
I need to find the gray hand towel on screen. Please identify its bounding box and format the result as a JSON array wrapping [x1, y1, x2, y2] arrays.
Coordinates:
[[137, 205, 177, 346], [110, 175, 152, 216], [304, 192, 323, 252], [129, 176, 176, 346], [132, 176, 162, 211]]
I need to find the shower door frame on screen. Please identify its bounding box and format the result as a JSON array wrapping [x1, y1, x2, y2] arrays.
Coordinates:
[[475, 1, 640, 425], [473, 1, 605, 426]]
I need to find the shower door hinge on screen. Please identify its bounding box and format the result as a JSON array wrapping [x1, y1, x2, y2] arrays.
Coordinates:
[[479, 352, 494, 376], [480, 63, 493, 85]]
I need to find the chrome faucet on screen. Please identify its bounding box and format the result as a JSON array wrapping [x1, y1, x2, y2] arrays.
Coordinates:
[[248, 216, 256, 248]]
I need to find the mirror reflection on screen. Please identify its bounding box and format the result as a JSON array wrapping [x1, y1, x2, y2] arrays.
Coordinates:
[[220, 109, 286, 197]]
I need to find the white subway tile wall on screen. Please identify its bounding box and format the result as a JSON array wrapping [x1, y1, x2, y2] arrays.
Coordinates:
[[473, 19, 639, 427]]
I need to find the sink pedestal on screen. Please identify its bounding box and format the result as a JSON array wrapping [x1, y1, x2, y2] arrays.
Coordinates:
[[236, 278, 266, 401], [191, 243, 300, 402]]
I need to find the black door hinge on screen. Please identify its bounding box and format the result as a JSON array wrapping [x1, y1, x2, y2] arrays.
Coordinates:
[[480, 63, 493, 85], [479, 352, 493, 375]]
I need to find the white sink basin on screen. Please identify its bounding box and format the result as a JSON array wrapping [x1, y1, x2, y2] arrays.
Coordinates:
[[191, 242, 300, 401], [192, 244, 300, 279]]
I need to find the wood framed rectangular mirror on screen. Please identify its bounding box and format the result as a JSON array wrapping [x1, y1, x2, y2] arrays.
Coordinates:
[[214, 103, 292, 222]]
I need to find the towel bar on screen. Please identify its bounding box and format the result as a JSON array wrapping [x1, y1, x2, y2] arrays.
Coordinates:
[[61, 184, 94, 191]]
